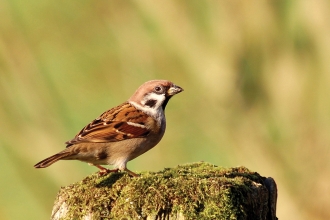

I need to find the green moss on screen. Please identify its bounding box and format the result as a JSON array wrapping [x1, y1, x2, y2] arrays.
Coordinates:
[[53, 162, 268, 220]]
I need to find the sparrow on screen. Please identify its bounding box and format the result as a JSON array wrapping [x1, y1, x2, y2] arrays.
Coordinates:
[[34, 80, 183, 176]]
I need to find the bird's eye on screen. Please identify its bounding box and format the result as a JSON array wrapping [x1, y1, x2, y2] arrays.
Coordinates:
[[154, 86, 164, 93]]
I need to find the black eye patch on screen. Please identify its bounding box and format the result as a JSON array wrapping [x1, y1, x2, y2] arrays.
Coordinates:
[[145, 99, 157, 108]]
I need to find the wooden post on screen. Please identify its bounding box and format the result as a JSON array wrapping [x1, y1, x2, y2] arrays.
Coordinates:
[[51, 162, 277, 220]]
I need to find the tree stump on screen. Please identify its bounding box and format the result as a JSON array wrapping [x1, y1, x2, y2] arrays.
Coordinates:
[[51, 162, 277, 220]]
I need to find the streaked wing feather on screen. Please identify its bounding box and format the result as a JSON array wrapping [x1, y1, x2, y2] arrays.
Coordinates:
[[65, 102, 151, 146]]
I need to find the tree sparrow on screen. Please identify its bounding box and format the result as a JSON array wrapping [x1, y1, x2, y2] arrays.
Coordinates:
[[34, 80, 183, 176]]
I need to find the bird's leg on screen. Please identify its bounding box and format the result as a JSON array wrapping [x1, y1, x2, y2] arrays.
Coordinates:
[[89, 163, 138, 177], [95, 165, 112, 176], [89, 163, 119, 176], [124, 168, 139, 177]]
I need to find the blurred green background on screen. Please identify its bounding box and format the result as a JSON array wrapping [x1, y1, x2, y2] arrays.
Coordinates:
[[1, 0, 330, 219]]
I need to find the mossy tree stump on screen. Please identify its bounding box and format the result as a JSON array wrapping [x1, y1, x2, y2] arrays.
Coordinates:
[[51, 162, 277, 220]]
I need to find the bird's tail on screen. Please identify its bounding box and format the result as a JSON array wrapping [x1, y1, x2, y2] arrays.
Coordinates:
[[34, 151, 73, 168]]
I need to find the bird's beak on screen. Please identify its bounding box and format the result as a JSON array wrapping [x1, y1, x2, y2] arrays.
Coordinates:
[[167, 84, 183, 96]]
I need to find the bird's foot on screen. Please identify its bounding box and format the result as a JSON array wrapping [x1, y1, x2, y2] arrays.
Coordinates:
[[91, 164, 118, 176], [124, 168, 139, 177], [90, 164, 138, 177], [98, 168, 120, 176]]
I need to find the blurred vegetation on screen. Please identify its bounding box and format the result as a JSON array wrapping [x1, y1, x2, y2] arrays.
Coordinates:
[[0, 0, 329, 219]]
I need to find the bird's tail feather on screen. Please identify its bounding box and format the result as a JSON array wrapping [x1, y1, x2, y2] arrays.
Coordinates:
[[34, 151, 73, 168]]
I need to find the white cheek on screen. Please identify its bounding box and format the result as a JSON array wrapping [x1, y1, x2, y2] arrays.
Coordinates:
[[141, 93, 165, 109], [131, 102, 157, 118], [129, 93, 166, 122]]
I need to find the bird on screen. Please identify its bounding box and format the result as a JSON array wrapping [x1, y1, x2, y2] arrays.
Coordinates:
[[34, 80, 183, 176]]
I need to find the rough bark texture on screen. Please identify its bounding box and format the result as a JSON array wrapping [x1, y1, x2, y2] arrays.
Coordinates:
[[51, 162, 278, 220]]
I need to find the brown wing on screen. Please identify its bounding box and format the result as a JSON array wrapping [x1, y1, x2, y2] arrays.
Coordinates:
[[65, 102, 152, 146]]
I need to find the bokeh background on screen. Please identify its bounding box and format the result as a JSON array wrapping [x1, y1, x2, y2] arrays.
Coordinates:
[[1, 1, 330, 219]]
